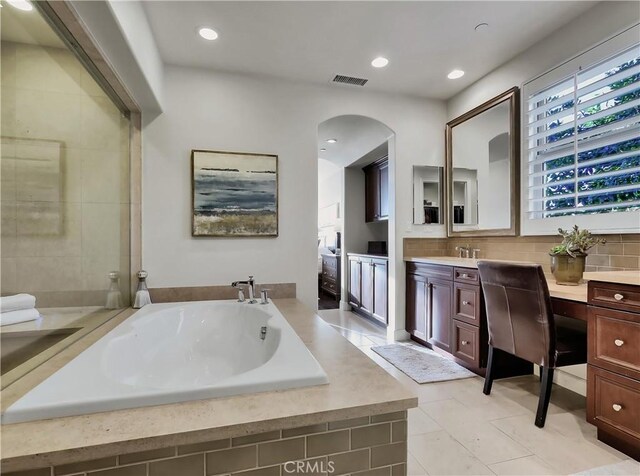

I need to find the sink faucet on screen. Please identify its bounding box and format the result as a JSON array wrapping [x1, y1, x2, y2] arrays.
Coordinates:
[[456, 245, 471, 258], [232, 275, 257, 304]]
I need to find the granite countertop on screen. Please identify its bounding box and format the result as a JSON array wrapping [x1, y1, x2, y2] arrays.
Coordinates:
[[0, 299, 417, 472], [405, 256, 589, 303], [583, 270, 640, 286]]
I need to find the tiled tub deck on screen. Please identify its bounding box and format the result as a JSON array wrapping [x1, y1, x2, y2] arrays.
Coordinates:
[[1, 300, 416, 476], [5, 412, 408, 476]]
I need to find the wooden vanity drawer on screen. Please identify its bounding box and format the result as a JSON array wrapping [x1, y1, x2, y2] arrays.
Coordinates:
[[587, 366, 640, 443], [589, 281, 640, 313], [322, 266, 337, 280], [552, 297, 587, 322], [322, 277, 338, 293], [407, 262, 454, 281], [588, 306, 640, 380], [452, 319, 480, 367], [454, 267, 479, 285], [454, 283, 481, 326]]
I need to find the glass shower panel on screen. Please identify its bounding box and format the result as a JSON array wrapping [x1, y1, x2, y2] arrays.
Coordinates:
[[0, 4, 130, 385]]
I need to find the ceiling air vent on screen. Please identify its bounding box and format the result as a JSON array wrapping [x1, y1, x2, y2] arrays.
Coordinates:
[[332, 74, 368, 87]]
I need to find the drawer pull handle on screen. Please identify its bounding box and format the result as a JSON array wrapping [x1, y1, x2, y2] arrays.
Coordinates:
[[614, 293, 624, 301], [461, 340, 469, 345], [462, 301, 470, 306], [612, 403, 622, 412], [461, 273, 469, 278], [614, 339, 624, 347]]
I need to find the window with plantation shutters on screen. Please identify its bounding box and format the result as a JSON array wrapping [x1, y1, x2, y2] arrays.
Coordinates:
[[522, 33, 640, 234]]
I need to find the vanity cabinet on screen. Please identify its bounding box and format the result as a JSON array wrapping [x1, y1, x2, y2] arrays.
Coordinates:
[[406, 261, 531, 377], [364, 158, 389, 223], [587, 281, 640, 460], [348, 254, 388, 326]]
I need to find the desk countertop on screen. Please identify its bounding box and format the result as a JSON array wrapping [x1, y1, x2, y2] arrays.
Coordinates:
[[583, 270, 640, 286]]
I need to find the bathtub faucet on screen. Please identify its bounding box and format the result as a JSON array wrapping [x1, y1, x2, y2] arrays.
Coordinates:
[[232, 276, 257, 304]]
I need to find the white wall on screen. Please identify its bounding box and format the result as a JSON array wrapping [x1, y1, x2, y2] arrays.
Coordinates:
[[447, 1, 640, 119], [143, 65, 446, 329], [69, 0, 163, 114], [107, 0, 164, 109], [445, 0, 640, 394]]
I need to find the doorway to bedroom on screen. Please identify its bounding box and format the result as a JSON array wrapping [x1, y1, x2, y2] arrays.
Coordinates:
[[316, 115, 393, 317]]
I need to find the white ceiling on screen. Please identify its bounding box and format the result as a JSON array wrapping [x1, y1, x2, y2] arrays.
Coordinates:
[[142, 0, 599, 100]]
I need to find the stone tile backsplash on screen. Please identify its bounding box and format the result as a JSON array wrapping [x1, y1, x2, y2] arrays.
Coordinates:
[[404, 234, 640, 274]]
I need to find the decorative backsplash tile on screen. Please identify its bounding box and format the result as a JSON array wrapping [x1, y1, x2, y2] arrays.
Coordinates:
[[404, 234, 640, 274]]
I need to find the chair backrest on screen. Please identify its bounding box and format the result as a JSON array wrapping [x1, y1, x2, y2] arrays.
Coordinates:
[[477, 261, 556, 367]]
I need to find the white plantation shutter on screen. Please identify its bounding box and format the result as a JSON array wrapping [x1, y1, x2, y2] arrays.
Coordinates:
[[525, 43, 640, 223]]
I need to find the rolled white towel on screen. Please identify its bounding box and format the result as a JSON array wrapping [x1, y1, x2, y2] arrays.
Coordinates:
[[1, 308, 40, 327], [0, 293, 36, 313]]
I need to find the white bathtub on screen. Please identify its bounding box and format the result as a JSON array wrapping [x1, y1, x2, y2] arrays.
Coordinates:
[[2, 300, 328, 424]]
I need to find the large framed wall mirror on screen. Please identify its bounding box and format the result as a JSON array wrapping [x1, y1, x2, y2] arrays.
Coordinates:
[[446, 87, 520, 236], [412, 166, 444, 225]]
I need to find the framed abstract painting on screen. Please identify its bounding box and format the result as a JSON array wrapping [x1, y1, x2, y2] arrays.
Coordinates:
[[191, 149, 278, 237]]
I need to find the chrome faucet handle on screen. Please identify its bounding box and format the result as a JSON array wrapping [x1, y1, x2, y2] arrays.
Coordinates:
[[260, 289, 270, 305], [472, 249, 481, 259], [247, 282, 257, 304], [237, 289, 245, 302]]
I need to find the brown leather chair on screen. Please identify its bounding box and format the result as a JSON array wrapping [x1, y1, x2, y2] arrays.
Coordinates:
[[477, 261, 587, 428]]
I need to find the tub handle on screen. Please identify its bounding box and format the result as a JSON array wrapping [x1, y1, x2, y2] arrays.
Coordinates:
[[260, 289, 270, 305]]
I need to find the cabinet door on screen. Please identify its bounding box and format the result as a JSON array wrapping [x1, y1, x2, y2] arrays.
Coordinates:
[[378, 162, 389, 219], [372, 259, 388, 324], [360, 259, 374, 315], [428, 278, 452, 352], [365, 166, 380, 223], [348, 258, 361, 307], [406, 273, 428, 341]]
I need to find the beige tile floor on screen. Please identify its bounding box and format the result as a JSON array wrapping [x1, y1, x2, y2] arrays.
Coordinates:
[[318, 309, 639, 476]]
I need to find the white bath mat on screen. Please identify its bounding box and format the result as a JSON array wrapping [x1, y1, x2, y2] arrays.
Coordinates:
[[371, 343, 476, 384], [570, 460, 640, 476]]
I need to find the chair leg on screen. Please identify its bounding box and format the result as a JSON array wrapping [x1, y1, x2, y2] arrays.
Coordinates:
[[535, 367, 554, 428], [483, 345, 496, 396]]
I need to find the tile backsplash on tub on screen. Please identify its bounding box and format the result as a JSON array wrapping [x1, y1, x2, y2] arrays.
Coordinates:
[[149, 283, 296, 303], [404, 234, 640, 274], [4, 411, 407, 476]]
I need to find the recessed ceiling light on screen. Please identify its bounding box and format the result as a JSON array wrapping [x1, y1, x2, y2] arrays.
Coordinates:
[[198, 27, 218, 41], [371, 57, 389, 68], [326, 139, 337, 144], [475, 22, 489, 31], [320, 148, 327, 151], [447, 69, 465, 79], [7, 0, 33, 11]]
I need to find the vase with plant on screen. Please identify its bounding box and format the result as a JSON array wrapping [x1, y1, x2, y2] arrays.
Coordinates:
[[549, 225, 606, 285]]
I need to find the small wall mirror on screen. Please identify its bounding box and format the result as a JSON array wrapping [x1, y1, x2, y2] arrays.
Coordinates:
[[413, 166, 444, 225], [446, 87, 519, 236]]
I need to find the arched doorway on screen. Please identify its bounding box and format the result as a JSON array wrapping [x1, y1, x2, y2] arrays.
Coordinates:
[[316, 115, 398, 342]]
